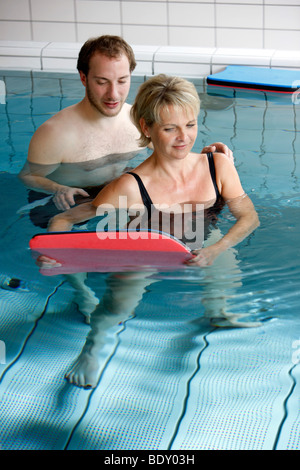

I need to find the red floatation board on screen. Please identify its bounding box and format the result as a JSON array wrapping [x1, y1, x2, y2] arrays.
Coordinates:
[[29, 230, 192, 274]]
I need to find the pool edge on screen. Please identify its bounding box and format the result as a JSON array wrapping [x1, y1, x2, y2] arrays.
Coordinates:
[[0, 41, 299, 78]]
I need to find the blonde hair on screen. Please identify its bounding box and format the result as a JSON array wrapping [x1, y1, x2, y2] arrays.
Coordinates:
[[130, 74, 200, 147]]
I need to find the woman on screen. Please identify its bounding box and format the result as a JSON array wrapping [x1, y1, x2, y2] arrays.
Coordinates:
[[43, 75, 260, 388], [48, 74, 259, 265]]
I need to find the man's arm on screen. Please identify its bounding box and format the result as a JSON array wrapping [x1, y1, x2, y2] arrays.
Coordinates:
[[19, 162, 90, 210], [19, 122, 89, 210], [48, 174, 140, 232]]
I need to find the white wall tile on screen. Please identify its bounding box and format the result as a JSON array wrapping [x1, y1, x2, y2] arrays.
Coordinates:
[[0, 21, 32, 41], [31, 0, 75, 22], [169, 3, 215, 27], [0, 40, 47, 54], [154, 46, 216, 77], [121, 0, 163, 2], [132, 45, 158, 58], [132, 61, 153, 75], [216, 4, 263, 29], [76, 0, 121, 23], [0, 0, 30, 20], [217, 0, 263, 3], [265, 0, 300, 6], [154, 61, 211, 78], [217, 28, 263, 49], [170, 0, 214, 2], [77, 23, 122, 43], [169, 27, 215, 48], [212, 47, 275, 67], [155, 46, 216, 63], [131, 45, 158, 75], [32, 22, 76, 42], [42, 57, 78, 71], [265, 30, 300, 51], [131, 45, 157, 65], [0, 40, 47, 49], [0, 56, 41, 69], [0, 1, 299, 73], [0, 40, 45, 70], [271, 50, 300, 69], [122, 1, 168, 25], [265, 6, 300, 30], [123, 25, 168, 45], [43, 42, 81, 59]]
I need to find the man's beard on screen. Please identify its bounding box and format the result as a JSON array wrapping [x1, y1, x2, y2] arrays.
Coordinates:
[[86, 83, 122, 117]]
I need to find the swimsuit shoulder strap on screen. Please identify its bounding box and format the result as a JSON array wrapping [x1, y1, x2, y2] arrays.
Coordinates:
[[127, 171, 153, 213], [207, 152, 221, 199]]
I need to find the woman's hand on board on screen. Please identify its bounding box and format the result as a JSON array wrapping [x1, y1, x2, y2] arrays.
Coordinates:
[[36, 255, 62, 269], [185, 244, 224, 267]]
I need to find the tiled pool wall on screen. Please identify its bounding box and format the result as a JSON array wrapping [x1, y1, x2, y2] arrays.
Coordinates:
[[0, 0, 300, 75], [0, 42, 300, 77], [1, 0, 300, 50]]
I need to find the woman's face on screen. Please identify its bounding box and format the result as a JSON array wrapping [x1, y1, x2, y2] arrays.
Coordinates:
[[145, 105, 198, 161]]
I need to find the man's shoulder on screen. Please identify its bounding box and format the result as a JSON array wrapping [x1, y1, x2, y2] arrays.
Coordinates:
[[120, 102, 133, 118], [48, 103, 79, 124], [123, 102, 132, 110], [34, 104, 79, 136], [28, 105, 80, 164]]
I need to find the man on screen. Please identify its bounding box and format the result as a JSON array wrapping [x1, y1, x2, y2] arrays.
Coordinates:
[[19, 35, 232, 221], [19, 36, 143, 227], [20, 35, 232, 320]]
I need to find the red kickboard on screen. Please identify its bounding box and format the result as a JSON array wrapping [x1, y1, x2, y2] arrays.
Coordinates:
[[29, 230, 192, 274]]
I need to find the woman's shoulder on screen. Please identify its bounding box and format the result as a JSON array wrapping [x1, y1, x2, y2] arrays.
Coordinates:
[[117, 172, 139, 190], [105, 172, 140, 195], [212, 152, 235, 168], [190, 151, 231, 170], [190, 151, 227, 161], [93, 172, 141, 208], [189, 152, 209, 165]]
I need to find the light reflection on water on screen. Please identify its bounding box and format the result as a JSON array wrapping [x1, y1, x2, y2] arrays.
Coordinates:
[[0, 77, 300, 450]]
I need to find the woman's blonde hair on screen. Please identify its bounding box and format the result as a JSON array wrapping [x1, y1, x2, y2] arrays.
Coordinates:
[[130, 74, 200, 147]]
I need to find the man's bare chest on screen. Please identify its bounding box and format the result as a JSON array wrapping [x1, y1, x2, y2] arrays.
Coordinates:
[[63, 126, 140, 163]]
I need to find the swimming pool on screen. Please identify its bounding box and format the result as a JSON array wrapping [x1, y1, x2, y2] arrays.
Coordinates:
[[0, 70, 299, 451]]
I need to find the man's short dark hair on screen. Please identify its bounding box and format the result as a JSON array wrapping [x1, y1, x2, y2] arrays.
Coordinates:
[[77, 35, 136, 76]]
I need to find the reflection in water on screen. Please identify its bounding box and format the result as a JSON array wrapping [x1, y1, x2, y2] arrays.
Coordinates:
[[62, 191, 300, 389], [19, 150, 144, 188], [1, 78, 300, 449], [198, 93, 234, 111], [65, 227, 263, 389]]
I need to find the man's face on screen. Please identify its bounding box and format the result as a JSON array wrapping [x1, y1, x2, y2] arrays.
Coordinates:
[[81, 52, 131, 117]]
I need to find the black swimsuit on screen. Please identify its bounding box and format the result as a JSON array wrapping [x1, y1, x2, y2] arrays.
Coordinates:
[[127, 152, 224, 245], [127, 152, 222, 213]]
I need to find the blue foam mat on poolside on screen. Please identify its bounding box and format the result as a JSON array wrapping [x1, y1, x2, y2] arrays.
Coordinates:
[[207, 65, 300, 92]]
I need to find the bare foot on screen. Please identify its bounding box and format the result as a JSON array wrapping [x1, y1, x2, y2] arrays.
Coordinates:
[[65, 351, 100, 389]]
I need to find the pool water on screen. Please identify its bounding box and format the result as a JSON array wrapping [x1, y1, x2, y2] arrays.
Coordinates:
[[0, 71, 299, 451]]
